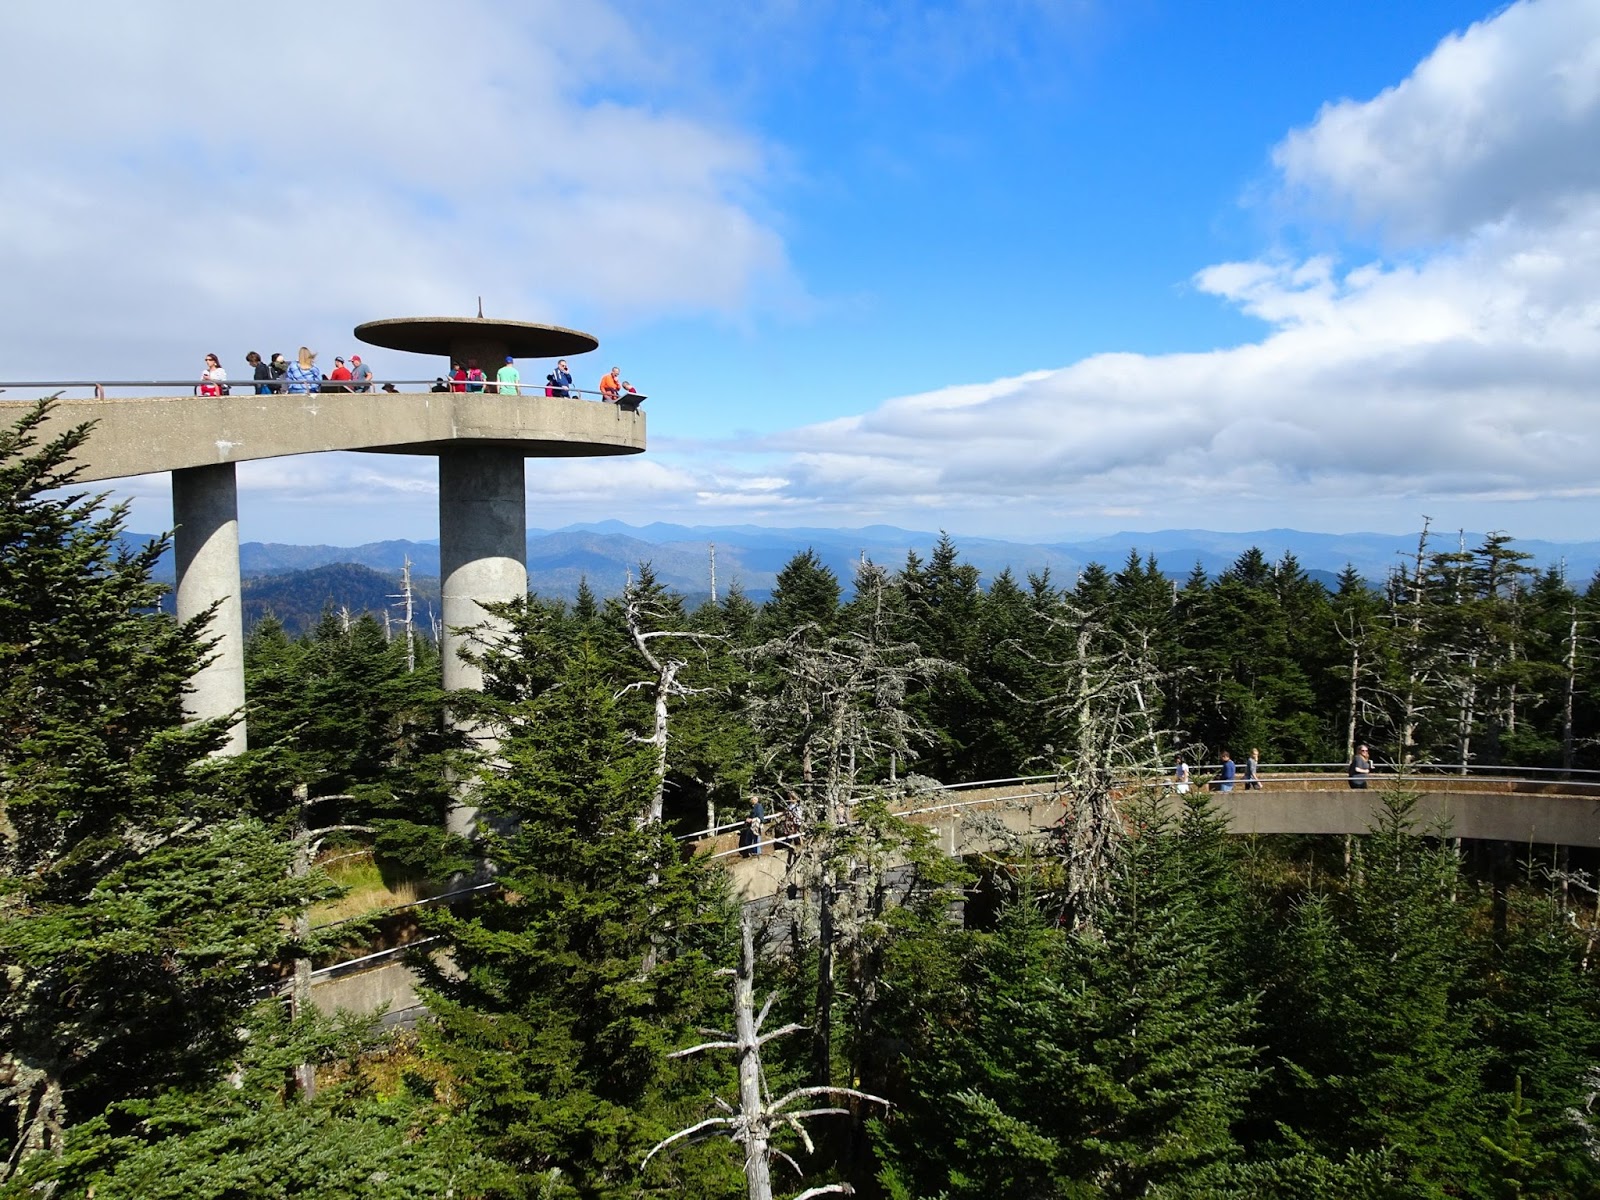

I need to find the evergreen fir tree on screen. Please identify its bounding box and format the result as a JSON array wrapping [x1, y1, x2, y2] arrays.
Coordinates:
[[759, 548, 841, 638], [1265, 794, 1487, 1195], [419, 633, 739, 1196], [0, 403, 320, 1178], [876, 795, 1260, 1199]]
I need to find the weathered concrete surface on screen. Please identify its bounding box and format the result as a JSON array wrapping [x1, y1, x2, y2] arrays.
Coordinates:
[[353, 316, 598, 361], [5, 391, 645, 483], [171, 463, 246, 752], [716, 777, 1600, 902], [439, 448, 527, 836], [311, 960, 424, 1026], [439, 448, 527, 694], [1214, 777, 1600, 845]]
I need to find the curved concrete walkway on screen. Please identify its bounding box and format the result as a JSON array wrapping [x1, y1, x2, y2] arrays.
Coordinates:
[[1, 387, 646, 761], [717, 773, 1600, 900], [5, 390, 644, 484], [309, 771, 1600, 1017]]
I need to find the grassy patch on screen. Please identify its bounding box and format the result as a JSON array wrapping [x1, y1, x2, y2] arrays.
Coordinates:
[[310, 848, 433, 927]]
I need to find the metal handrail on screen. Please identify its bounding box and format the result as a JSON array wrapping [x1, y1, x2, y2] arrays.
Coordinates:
[[0, 379, 618, 400], [309, 935, 441, 979], [309, 880, 500, 931], [690, 763, 1600, 853]]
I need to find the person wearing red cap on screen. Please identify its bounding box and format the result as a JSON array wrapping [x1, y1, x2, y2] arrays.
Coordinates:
[[350, 355, 372, 393]]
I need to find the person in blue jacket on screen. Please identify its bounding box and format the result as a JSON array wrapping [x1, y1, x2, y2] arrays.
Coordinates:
[[1217, 750, 1236, 793]]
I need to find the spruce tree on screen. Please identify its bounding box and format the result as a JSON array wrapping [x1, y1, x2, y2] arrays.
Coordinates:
[[0, 403, 318, 1178], [875, 795, 1260, 1199], [419, 626, 738, 1196], [758, 549, 841, 638], [1264, 794, 1487, 1195]]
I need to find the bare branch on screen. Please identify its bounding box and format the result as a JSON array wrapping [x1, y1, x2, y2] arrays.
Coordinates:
[[755, 991, 776, 1032], [756, 1022, 809, 1047], [667, 1040, 740, 1059], [769, 1085, 891, 1115], [641, 1116, 738, 1168]]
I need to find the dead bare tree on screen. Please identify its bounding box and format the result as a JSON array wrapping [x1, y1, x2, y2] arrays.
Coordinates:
[[742, 560, 955, 1085], [1392, 518, 1436, 767], [1027, 599, 1172, 927], [1561, 601, 1596, 772], [644, 908, 889, 1200], [618, 571, 727, 827], [387, 556, 417, 673]]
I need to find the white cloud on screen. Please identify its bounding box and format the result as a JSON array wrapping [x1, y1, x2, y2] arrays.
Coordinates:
[[34, 0, 1600, 545], [1272, 0, 1600, 242], [0, 1, 792, 378], [595, 0, 1600, 539]]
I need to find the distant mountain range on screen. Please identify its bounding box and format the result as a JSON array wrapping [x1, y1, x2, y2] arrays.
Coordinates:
[[131, 523, 1600, 625]]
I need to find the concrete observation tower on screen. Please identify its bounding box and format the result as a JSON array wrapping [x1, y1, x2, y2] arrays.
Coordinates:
[[6, 315, 644, 832], [350, 317, 605, 703]]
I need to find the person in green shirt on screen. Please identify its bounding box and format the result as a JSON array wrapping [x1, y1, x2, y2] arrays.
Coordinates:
[[496, 356, 521, 395]]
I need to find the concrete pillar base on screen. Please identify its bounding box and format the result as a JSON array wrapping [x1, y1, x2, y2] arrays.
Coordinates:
[[172, 464, 247, 754], [439, 448, 527, 837]]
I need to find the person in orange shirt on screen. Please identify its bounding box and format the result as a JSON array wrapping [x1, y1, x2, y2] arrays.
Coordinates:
[[599, 367, 623, 403]]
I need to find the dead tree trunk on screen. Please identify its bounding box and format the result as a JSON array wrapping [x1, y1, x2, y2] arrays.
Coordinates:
[[1565, 607, 1581, 773], [1398, 518, 1432, 766], [647, 908, 888, 1200], [0, 1057, 64, 1185]]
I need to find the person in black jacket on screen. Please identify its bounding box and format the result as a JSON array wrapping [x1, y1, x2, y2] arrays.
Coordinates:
[[246, 351, 272, 395], [268, 352, 289, 393]]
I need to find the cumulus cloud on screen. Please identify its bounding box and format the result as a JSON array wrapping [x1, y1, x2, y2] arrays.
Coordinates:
[[0, 1, 791, 378], [27, 0, 1600, 545], [642, 0, 1600, 538], [1272, 0, 1600, 242]]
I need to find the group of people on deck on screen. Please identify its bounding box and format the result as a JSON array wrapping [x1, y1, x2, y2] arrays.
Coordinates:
[[198, 349, 641, 402], [737, 794, 802, 860], [1173, 744, 1377, 791], [197, 349, 373, 395], [436, 357, 638, 403]]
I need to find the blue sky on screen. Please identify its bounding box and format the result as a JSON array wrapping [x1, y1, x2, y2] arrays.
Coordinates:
[[3, 0, 1598, 545]]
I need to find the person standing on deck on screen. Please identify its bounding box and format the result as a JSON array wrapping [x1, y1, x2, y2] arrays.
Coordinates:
[[1244, 748, 1262, 790], [197, 353, 227, 396], [329, 357, 353, 392], [496, 356, 521, 395], [1217, 750, 1236, 793], [246, 351, 271, 395], [284, 347, 321, 394], [1349, 744, 1373, 789]]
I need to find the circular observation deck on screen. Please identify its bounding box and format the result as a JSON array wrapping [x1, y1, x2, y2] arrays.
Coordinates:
[[353, 316, 599, 366]]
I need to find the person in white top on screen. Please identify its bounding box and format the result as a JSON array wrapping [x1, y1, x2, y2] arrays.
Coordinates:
[[1174, 755, 1190, 794], [198, 352, 228, 396]]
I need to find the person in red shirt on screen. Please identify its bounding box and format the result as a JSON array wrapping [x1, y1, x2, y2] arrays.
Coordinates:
[[450, 361, 466, 393], [329, 356, 354, 392]]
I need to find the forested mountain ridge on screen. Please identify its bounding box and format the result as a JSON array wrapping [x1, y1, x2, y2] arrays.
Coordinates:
[[126, 521, 1600, 604], [238, 562, 441, 636]]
